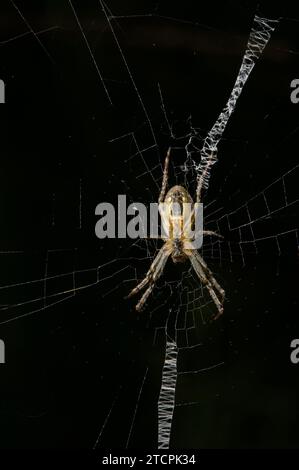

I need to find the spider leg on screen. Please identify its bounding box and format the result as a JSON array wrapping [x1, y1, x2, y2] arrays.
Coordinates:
[[191, 229, 223, 246], [201, 230, 223, 239], [126, 276, 149, 299], [126, 245, 168, 298], [158, 147, 171, 203], [185, 250, 224, 319], [206, 270, 225, 303], [196, 251, 225, 301], [135, 283, 156, 312], [204, 284, 224, 320], [126, 244, 171, 311], [191, 250, 225, 302]]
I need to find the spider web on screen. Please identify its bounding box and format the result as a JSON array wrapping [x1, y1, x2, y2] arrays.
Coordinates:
[[0, 0, 299, 450]]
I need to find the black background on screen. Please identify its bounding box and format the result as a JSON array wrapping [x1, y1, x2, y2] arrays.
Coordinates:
[[0, 0, 298, 450]]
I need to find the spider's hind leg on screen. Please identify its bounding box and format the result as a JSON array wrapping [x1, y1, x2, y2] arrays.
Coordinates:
[[159, 147, 171, 203]]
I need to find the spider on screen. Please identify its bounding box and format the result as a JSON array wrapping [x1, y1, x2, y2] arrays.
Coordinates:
[[126, 147, 225, 319]]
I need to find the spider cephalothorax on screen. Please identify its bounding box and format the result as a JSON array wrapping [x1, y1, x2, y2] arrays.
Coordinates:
[[127, 148, 225, 319], [171, 238, 186, 263]]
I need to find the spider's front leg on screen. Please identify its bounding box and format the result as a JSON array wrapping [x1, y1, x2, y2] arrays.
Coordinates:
[[185, 249, 225, 319], [126, 244, 171, 312], [195, 251, 225, 303], [204, 282, 224, 320]]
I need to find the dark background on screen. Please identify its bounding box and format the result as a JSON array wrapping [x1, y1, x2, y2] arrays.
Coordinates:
[[0, 0, 298, 449]]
